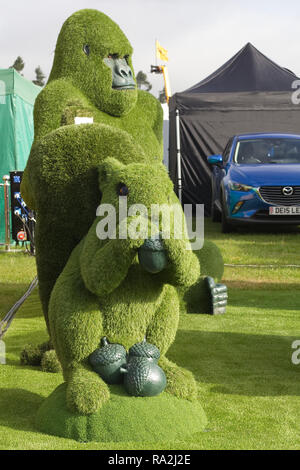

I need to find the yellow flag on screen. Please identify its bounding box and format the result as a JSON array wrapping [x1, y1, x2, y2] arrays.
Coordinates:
[[156, 40, 169, 62]]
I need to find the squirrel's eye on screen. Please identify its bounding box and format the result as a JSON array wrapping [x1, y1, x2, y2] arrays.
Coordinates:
[[83, 44, 90, 56], [118, 183, 129, 196]]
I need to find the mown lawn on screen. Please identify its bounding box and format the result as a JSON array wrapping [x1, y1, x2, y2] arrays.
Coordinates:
[[0, 221, 300, 450]]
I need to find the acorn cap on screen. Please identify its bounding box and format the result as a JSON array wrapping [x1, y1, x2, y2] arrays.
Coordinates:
[[128, 340, 160, 361], [89, 337, 126, 366], [140, 237, 164, 252]]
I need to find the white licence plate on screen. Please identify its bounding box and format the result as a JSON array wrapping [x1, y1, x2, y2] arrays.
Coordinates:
[[269, 206, 300, 215]]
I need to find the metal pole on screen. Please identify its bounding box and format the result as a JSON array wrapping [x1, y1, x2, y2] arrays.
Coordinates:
[[3, 175, 10, 251], [161, 65, 172, 104], [175, 109, 182, 204]]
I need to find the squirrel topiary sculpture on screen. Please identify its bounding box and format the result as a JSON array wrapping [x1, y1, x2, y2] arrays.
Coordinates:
[[48, 158, 226, 414]]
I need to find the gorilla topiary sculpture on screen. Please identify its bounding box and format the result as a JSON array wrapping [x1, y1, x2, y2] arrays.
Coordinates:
[[22, 9, 164, 329]]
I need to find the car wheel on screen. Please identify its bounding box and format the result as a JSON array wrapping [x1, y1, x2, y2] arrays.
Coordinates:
[[221, 193, 233, 234], [211, 201, 221, 222], [211, 178, 221, 223]]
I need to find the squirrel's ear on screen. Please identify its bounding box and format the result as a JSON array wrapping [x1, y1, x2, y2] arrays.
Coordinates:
[[98, 157, 125, 185]]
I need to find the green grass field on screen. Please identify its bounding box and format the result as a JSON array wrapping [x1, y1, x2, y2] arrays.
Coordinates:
[[0, 221, 300, 450]]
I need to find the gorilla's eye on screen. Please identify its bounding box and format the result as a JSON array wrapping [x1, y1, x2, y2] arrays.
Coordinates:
[[124, 54, 129, 64], [83, 44, 90, 56], [108, 53, 119, 59], [117, 183, 129, 196]]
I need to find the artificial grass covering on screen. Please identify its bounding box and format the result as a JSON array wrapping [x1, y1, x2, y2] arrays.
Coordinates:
[[1, 221, 300, 449], [21, 9, 164, 328], [36, 383, 207, 442], [19, 11, 225, 413], [29, 9, 164, 143], [23, 123, 153, 329], [48, 159, 203, 416]]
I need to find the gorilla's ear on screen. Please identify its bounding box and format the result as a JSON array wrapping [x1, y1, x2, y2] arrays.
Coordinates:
[[98, 157, 125, 185]]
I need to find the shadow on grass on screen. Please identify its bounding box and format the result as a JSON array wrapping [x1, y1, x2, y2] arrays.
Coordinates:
[[5, 329, 49, 367], [236, 225, 300, 235], [168, 330, 300, 397], [0, 388, 44, 432], [225, 280, 300, 292], [0, 284, 42, 319], [227, 287, 300, 311], [205, 220, 300, 237], [0, 283, 30, 312]]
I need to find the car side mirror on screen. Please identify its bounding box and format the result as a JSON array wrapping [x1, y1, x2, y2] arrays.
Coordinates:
[[207, 154, 223, 165]]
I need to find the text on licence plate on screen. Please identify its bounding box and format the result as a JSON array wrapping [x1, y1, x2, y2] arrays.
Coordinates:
[[269, 206, 300, 215]]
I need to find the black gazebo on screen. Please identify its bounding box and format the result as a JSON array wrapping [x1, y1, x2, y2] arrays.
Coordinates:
[[169, 43, 300, 213]]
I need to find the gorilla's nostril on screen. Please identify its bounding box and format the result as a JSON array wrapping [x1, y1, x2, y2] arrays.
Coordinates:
[[120, 69, 127, 77]]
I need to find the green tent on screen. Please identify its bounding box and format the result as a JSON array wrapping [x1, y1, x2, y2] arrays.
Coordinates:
[[0, 68, 40, 243]]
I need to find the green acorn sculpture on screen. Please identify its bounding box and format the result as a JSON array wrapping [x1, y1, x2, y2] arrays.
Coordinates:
[[128, 338, 160, 363], [89, 337, 127, 384], [138, 235, 168, 274], [121, 356, 167, 397]]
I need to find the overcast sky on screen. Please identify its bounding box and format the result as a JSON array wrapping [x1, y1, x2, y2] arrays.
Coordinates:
[[1, 0, 300, 98]]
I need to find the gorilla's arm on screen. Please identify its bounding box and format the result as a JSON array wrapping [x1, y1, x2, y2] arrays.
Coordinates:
[[21, 79, 90, 207], [33, 79, 90, 140], [136, 90, 164, 150]]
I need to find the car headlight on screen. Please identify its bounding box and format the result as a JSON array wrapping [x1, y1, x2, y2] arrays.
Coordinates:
[[229, 182, 254, 192]]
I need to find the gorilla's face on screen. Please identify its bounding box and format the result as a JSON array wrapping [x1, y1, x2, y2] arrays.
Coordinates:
[[49, 10, 138, 117], [103, 56, 135, 90]]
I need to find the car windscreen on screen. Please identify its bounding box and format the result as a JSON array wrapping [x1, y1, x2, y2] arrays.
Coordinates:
[[234, 138, 300, 164]]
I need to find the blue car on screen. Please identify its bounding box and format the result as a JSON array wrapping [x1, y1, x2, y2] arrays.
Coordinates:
[[208, 133, 300, 232]]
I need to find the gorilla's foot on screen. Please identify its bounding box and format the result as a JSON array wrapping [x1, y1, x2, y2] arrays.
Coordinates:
[[159, 357, 198, 401], [20, 339, 53, 367], [66, 367, 110, 415], [41, 349, 62, 373], [205, 276, 228, 315]]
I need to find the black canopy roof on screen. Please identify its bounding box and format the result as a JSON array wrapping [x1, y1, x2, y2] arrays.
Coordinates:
[[185, 42, 297, 94]]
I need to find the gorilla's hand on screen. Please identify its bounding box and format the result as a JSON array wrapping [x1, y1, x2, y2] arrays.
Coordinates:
[[205, 276, 228, 315]]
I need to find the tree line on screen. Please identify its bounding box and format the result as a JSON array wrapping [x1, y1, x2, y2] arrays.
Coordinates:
[[10, 57, 166, 101], [10, 56, 46, 87]]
